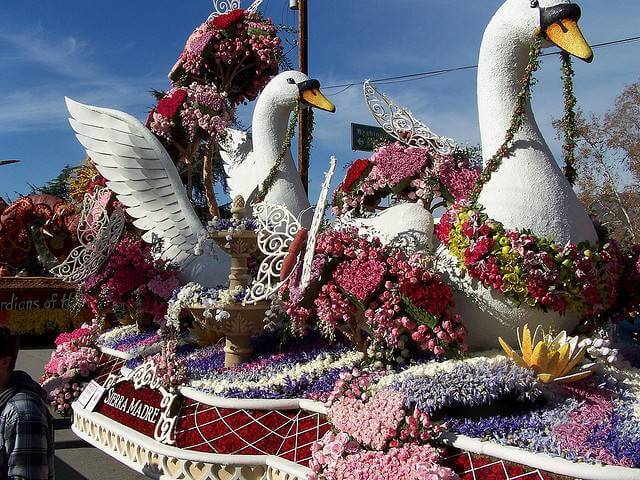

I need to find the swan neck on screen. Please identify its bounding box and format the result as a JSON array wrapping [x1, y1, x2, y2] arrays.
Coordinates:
[[252, 98, 295, 162], [477, 31, 546, 161]]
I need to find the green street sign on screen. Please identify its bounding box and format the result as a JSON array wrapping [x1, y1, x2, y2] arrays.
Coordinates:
[[351, 123, 394, 152]]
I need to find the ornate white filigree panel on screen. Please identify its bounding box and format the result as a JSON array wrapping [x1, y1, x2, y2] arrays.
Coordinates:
[[211, 0, 241, 16], [364, 80, 458, 155], [243, 203, 302, 304], [51, 187, 125, 283]]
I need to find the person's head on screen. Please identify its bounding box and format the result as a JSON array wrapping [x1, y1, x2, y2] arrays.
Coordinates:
[[0, 327, 19, 385]]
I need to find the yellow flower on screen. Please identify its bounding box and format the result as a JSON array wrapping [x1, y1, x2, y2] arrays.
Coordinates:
[[498, 324, 594, 384]]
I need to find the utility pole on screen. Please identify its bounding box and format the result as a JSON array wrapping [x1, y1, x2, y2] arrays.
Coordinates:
[[294, 0, 310, 194]]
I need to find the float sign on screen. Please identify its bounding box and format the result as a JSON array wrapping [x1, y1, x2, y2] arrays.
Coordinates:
[[351, 123, 394, 152], [96, 381, 164, 438]]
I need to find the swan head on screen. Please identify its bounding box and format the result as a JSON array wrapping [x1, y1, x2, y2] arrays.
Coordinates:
[[496, 0, 593, 62], [261, 70, 336, 113]]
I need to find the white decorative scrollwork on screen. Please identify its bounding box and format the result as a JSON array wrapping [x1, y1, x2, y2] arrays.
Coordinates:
[[363, 80, 458, 155], [244, 157, 337, 305], [210, 0, 241, 18], [299, 156, 336, 292], [243, 203, 302, 304], [51, 187, 125, 283]]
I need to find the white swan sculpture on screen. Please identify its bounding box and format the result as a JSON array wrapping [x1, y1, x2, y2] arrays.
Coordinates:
[[65, 71, 335, 287], [221, 71, 335, 227], [363, 0, 597, 348]]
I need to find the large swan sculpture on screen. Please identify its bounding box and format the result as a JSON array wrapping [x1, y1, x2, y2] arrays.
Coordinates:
[[363, 0, 597, 348], [65, 71, 335, 287], [221, 71, 335, 228]]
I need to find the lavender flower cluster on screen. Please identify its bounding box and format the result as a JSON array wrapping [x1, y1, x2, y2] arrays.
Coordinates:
[[388, 358, 542, 415]]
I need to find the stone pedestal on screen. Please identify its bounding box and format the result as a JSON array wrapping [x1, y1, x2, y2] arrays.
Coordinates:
[[190, 196, 268, 366]]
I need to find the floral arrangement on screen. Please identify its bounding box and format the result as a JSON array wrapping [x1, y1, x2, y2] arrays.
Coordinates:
[[169, 8, 282, 106], [122, 333, 362, 401], [357, 347, 640, 468], [67, 159, 108, 204], [619, 245, 640, 320], [332, 142, 479, 216], [82, 236, 179, 328], [148, 82, 233, 149], [165, 282, 248, 330], [375, 351, 542, 416], [448, 374, 640, 468], [436, 204, 622, 317], [97, 324, 162, 358], [310, 370, 458, 480], [281, 227, 466, 362], [41, 323, 102, 416]]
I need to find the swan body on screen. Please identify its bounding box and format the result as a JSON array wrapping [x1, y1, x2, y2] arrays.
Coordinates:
[[365, 0, 597, 348], [349, 203, 434, 252]]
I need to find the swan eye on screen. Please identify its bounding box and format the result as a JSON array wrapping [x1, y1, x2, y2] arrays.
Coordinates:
[[287, 78, 296, 84], [530, 0, 539, 7]]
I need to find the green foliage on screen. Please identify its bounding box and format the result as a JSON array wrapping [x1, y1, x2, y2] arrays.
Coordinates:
[[29, 164, 76, 201]]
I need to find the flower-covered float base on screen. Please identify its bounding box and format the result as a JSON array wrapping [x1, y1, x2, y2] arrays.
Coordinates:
[[69, 326, 640, 480]]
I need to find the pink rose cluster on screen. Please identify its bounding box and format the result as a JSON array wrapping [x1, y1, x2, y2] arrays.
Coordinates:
[[332, 142, 479, 216], [282, 227, 466, 359], [41, 323, 102, 417], [49, 382, 85, 417], [309, 433, 458, 480], [169, 9, 282, 106], [83, 236, 179, 327], [148, 82, 233, 146], [310, 376, 457, 480]]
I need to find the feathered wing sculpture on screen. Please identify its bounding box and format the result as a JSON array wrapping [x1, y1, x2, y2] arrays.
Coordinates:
[[65, 97, 230, 287]]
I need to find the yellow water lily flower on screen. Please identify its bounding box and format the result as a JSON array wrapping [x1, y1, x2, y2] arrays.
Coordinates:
[[498, 324, 594, 384]]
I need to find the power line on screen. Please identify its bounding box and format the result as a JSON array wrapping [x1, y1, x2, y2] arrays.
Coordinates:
[[324, 34, 640, 94]]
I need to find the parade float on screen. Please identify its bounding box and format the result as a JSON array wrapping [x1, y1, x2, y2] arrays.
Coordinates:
[[0, 183, 92, 335], [32, 0, 640, 479]]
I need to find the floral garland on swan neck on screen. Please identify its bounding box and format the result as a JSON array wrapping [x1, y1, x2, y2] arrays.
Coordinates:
[[254, 101, 300, 203], [561, 52, 578, 186]]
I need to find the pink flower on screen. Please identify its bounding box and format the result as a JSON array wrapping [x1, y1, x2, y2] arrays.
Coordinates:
[[334, 258, 386, 301]]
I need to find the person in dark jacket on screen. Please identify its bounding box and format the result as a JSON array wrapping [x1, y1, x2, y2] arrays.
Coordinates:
[[0, 326, 54, 480]]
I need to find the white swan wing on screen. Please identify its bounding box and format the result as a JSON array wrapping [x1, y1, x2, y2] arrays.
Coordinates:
[[220, 128, 259, 202], [363, 80, 458, 155], [65, 97, 206, 267]]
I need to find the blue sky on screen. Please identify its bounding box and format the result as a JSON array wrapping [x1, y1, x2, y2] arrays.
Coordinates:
[[1, 0, 639, 203]]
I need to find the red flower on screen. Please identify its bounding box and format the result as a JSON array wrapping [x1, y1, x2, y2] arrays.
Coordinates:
[[400, 279, 453, 317], [340, 159, 372, 192], [435, 209, 455, 242], [156, 89, 188, 118], [212, 9, 245, 30], [464, 237, 494, 265], [145, 108, 156, 128]]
